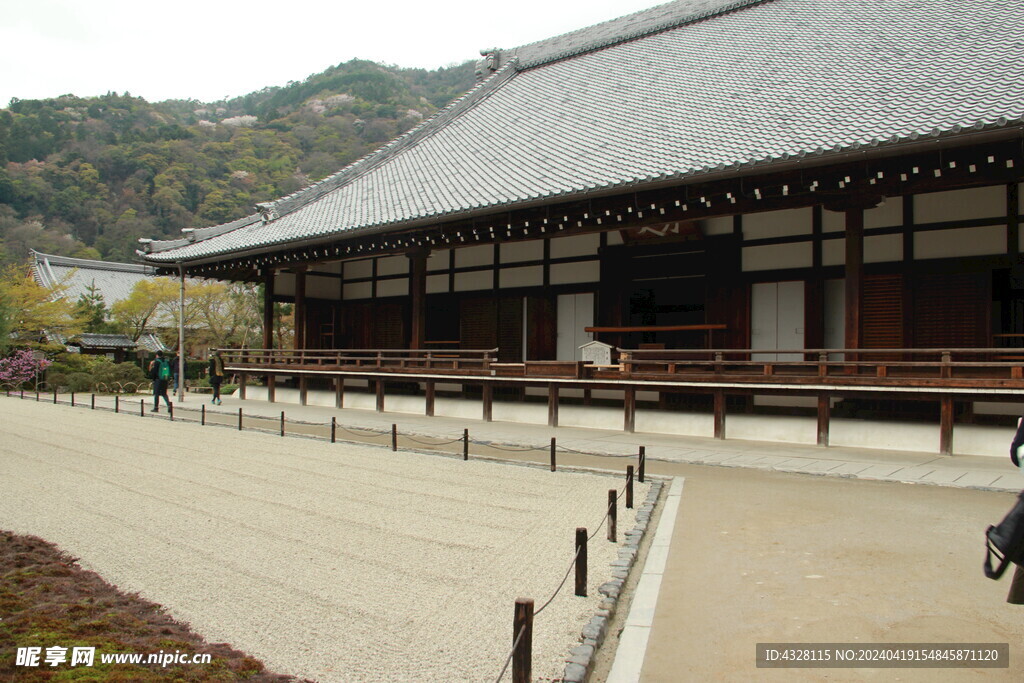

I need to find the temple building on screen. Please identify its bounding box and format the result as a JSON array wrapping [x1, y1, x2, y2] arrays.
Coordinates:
[[139, 0, 1024, 456], [31, 250, 167, 360]]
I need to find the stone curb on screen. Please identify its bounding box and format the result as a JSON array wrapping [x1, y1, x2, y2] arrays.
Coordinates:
[[561, 478, 665, 683]]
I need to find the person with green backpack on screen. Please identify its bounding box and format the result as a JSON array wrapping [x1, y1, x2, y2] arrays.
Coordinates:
[[148, 350, 173, 413]]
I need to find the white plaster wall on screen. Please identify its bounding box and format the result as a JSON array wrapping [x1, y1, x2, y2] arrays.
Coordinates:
[[550, 261, 600, 285], [455, 245, 494, 268], [427, 249, 450, 271], [702, 216, 733, 236], [500, 241, 543, 263], [492, 400, 547, 425], [435, 396, 490, 420], [824, 234, 903, 266], [306, 276, 338, 299], [376, 278, 409, 298], [377, 256, 408, 276], [562, 404, 629, 431], [426, 274, 448, 294], [343, 281, 371, 300], [742, 207, 812, 239], [500, 265, 543, 288], [550, 233, 600, 258], [742, 242, 812, 271], [822, 198, 903, 232], [634, 409, 714, 438], [830, 418, 938, 452], [383, 394, 426, 415], [915, 185, 1005, 224], [914, 225, 1006, 260], [953, 424, 1019, 458], [275, 272, 295, 297], [454, 270, 493, 292], [346, 259, 373, 278], [726, 414, 817, 444]]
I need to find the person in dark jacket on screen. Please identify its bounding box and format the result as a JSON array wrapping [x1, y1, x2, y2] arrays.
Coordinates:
[[1010, 417, 1024, 467], [208, 350, 225, 405], [149, 350, 173, 412]]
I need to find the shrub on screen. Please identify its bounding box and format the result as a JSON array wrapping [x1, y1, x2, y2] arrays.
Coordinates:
[[65, 372, 95, 393], [0, 349, 51, 388]]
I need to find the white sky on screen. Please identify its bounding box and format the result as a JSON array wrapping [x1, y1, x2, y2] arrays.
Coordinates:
[[0, 0, 668, 107]]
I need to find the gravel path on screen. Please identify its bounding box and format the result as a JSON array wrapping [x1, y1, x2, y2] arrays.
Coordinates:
[[0, 398, 646, 681]]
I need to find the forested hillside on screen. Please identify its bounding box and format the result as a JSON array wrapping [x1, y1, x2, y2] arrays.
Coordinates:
[[0, 59, 476, 263]]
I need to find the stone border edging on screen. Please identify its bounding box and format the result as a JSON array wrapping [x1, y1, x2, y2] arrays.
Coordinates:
[[561, 477, 669, 683]]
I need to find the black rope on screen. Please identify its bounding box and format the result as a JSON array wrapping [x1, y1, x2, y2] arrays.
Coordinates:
[[403, 434, 466, 446]]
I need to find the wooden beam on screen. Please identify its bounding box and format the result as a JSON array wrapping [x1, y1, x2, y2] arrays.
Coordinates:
[[482, 383, 493, 422], [844, 207, 864, 352], [335, 376, 344, 409], [713, 389, 726, 440], [408, 248, 429, 349], [425, 380, 435, 417], [817, 392, 830, 446], [548, 384, 559, 428], [940, 397, 954, 455], [376, 379, 385, 413], [299, 375, 308, 406], [624, 387, 636, 433], [267, 375, 276, 403], [262, 268, 275, 350], [239, 373, 247, 400], [293, 265, 307, 350]]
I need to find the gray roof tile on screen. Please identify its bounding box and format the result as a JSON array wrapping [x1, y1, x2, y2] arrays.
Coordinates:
[[144, 0, 1024, 264]]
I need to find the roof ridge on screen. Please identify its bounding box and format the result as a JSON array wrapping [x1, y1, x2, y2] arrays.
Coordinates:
[[504, 0, 773, 70], [32, 250, 155, 275]]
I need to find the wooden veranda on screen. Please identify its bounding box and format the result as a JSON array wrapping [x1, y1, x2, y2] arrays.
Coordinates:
[[220, 346, 1024, 455]]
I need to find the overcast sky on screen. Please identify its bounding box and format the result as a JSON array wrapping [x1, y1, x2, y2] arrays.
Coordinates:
[[1, 0, 668, 107]]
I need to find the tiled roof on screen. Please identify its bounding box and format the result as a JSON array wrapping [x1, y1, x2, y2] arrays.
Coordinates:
[[32, 251, 159, 304], [143, 0, 1024, 264], [51, 332, 167, 352]]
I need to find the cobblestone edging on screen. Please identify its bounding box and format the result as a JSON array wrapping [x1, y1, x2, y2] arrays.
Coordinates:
[[561, 478, 665, 683]]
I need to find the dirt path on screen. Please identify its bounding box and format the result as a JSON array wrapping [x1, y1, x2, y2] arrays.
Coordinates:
[[635, 463, 1024, 681]]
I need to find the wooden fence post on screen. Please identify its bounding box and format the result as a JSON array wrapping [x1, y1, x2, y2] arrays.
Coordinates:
[[608, 489, 617, 542], [331, 416, 337, 443], [392, 423, 398, 451], [115, 395, 119, 413], [71, 392, 75, 407], [140, 399, 144, 417], [626, 466, 634, 509], [280, 411, 285, 437], [575, 528, 587, 597], [512, 598, 534, 683], [463, 428, 469, 460], [638, 446, 646, 483], [201, 404, 206, 426], [550, 437, 556, 472], [238, 407, 243, 431], [91, 393, 95, 410]]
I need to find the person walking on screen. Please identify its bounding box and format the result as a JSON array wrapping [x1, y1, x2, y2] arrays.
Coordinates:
[[208, 349, 225, 405], [149, 351, 173, 412]]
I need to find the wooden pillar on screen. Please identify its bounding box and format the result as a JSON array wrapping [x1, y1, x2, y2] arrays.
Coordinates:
[[376, 379, 385, 413], [299, 375, 308, 406], [262, 268, 275, 351], [624, 386, 636, 433], [335, 376, 344, 409], [293, 265, 307, 350], [239, 372, 247, 400], [713, 389, 726, 439], [482, 383, 493, 422], [844, 207, 864, 353], [940, 397, 954, 455], [425, 381, 435, 417], [407, 248, 429, 350], [547, 385, 559, 428], [817, 392, 830, 446], [267, 375, 276, 403]]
